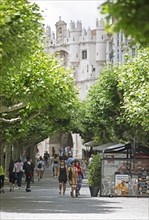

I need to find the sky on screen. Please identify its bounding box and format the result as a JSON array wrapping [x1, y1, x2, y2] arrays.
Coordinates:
[[31, 0, 105, 31]]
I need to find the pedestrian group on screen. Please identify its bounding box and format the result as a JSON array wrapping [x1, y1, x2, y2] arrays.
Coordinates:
[[0, 148, 87, 198]]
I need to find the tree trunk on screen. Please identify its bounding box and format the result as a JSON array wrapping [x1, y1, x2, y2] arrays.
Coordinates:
[[12, 144, 22, 162], [30, 146, 36, 164], [4, 144, 12, 177], [0, 139, 5, 167]]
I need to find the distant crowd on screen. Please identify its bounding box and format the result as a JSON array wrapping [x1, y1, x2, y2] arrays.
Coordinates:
[[0, 147, 90, 198]]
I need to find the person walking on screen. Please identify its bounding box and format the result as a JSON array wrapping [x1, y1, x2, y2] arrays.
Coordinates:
[[75, 160, 83, 197], [67, 161, 78, 198], [23, 157, 33, 192], [14, 158, 24, 189], [8, 160, 16, 192], [52, 154, 59, 177], [81, 158, 87, 178], [0, 163, 5, 193], [44, 151, 50, 168], [66, 154, 75, 167], [37, 156, 45, 181], [89, 154, 93, 164], [58, 160, 67, 195]]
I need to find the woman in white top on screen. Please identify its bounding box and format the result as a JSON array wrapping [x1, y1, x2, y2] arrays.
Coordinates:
[[14, 158, 23, 189]]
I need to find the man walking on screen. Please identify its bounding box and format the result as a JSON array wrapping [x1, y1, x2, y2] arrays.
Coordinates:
[[23, 157, 33, 192]]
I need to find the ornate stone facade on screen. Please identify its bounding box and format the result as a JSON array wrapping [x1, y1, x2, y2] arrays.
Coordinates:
[[38, 17, 137, 158], [45, 17, 109, 100]]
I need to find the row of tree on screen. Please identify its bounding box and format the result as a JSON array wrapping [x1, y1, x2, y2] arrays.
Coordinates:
[[71, 0, 149, 148], [0, 0, 79, 170], [74, 48, 149, 148], [1, 0, 149, 171]]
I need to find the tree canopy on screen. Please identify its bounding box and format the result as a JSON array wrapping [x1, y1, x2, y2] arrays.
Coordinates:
[[1, 50, 79, 145], [78, 48, 149, 146], [99, 0, 149, 46], [0, 0, 44, 69], [0, 0, 79, 151]]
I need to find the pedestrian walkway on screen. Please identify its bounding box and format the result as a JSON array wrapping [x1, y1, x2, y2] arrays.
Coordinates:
[[1, 168, 149, 220]]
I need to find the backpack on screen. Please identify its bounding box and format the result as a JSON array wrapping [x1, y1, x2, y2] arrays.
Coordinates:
[[23, 162, 32, 176], [37, 162, 42, 169]]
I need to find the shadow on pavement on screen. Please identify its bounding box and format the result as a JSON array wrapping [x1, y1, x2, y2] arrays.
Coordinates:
[[1, 171, 122, 214]]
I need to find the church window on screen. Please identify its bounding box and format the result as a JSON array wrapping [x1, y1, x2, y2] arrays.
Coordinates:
[[117, 33, 119, 46], [87, 65, 89, 72], [82, 50, 87, 59], [73, 37, 75, 41], [76, 54, 78, 57], [92, 65, 95, 72], [117, 50, 119, 61], [132, 48, 136, 57], [102, 35, 103, 39], [121, 33, 123, 42]]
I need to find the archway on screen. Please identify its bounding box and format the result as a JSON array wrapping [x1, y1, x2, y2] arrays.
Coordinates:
[[60, 132, 73, 148]]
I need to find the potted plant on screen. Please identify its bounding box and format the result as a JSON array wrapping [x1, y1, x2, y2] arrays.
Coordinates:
[[88, 153, 101, 197]]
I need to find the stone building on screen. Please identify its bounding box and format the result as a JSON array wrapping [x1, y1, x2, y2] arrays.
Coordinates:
[[107, 33, 137, 65], [37, 17, 137, 159], [44, 16, 109, 99], [37, 17, 109, 158]]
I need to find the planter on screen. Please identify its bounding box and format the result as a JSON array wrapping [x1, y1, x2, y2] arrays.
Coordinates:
[[89, 186, 100, 197]]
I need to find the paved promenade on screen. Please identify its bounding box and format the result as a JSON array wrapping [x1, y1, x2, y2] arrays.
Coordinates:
[[0, 168, 148, 220]]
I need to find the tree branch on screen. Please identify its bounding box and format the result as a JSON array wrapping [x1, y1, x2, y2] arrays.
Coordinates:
[[28, 112, 41, 121], [0, 102, 26, 114], [0, 117, 21, 123]]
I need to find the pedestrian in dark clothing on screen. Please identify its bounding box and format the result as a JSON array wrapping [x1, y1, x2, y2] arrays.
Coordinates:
[[8, 160, 16, 192], [58, 160, 67, 195], [44, 151, 50, 168], [23, 157, 32, 192]]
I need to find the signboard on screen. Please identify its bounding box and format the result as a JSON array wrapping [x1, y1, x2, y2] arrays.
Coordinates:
[[130, 175, 138, 196], [73, 147, 82, 159], [72, 134, 82, 159], [115, 174, 129, 196], [138, 171, 149, 196]]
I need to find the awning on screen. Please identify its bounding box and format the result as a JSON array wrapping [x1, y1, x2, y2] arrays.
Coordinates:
[[104, 143, 126, 153], [89, 142, 126, 153], [93, 143, 115, 151], [84, 141, 100, 147], [136, 145, 149, 154]]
